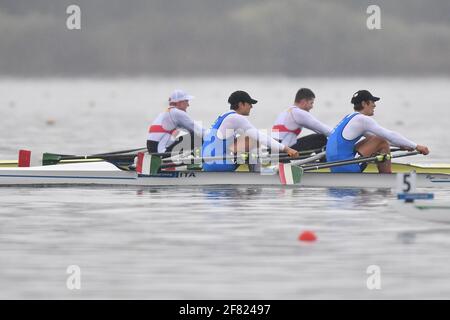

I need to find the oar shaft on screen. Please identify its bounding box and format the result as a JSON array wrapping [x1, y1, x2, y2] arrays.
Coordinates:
[[58, 154, 135, 161], [48, 147, 146, 159], [302, 151, 419, 171], [56, 151, 179, 161], [160, 152, 324, 170], [161, 150, 325, 164], [291, 151, 326, 166], [92, 147, 147, 157], [160, 163, 193, 169], [40, 146, 402, 166], [270, 148, 324, 158], [163, 155, 242, 164]]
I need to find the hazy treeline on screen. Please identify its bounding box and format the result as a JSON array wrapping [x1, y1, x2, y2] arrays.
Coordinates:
[[1, 0, 450, 76]]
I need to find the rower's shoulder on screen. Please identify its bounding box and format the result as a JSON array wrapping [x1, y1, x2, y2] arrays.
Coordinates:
[[289, 106, 311, 117], [224, 112, 243, 119], [288, 105, 302, 113], [349, 112, 367, 120], [221, 112, 252, 126], [349, 113, 377, 125], [169, 108, 192, 118], [168, 107, 183, 114]]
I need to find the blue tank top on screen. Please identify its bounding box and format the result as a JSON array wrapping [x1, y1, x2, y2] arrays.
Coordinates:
[[202, 111, 237, 172], [326, 112, 364, 173]]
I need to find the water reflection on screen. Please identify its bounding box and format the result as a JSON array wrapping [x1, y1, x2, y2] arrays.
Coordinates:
[[134, 186, 264, 199], [397, 231, 417, 244], [326, 188, 392, 209], [201, 187, 263, 200], [135, 186, 395, 210], [396, 228, 450, 246]]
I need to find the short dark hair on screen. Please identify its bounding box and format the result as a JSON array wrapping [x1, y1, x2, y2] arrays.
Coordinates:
[[230, 103, 239, 110], [353, 102, 364, 111], [295, 88, 315, 103]]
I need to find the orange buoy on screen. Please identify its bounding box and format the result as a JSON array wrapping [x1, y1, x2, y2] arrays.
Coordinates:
[[298, 230, 317, 242]]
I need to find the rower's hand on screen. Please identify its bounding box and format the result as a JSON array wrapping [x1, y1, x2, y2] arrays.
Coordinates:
[[416, 145, 429, 155], [284, 147, 299, 158]]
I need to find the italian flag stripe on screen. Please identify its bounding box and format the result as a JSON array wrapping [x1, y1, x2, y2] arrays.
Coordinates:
[[278, 163, 287, 185], [285, 164, 294, 185], [278, 163, 303, 185], [136, 152, 144, 173]]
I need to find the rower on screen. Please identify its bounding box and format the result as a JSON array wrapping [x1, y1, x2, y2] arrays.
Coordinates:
[[326, 90, 429, 173], [147, 89, 204, 155], [202, 90, 299, 172], [272, 88, 331, 152]]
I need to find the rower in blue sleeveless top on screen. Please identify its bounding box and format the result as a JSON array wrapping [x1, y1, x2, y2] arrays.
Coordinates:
[[202, 91, 299, 172], [202, 111, 238, 171], [326, 90, 429, 173], [326, 112, 364, 173]]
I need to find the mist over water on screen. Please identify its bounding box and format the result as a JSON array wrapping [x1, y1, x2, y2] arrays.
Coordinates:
[[1, 0, 450, 76]]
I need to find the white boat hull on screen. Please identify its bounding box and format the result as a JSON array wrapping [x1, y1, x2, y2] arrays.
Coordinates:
[[0, 162, 448, 188]]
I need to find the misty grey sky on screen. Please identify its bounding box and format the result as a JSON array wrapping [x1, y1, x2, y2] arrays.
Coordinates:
[[1, 0, 449, 76]]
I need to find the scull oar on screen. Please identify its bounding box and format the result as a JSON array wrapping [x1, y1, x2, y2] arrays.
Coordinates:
[[277, 151, 421, 185], [301, 151, 420, 171]]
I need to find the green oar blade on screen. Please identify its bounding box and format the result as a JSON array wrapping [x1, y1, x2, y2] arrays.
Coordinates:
[[42, 153, 62, 166], [150, 155, 161, 175], [291, 165, 303, 184]]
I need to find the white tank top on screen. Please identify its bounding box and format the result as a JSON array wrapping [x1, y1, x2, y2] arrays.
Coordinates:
[[147, 107, 204, 153]]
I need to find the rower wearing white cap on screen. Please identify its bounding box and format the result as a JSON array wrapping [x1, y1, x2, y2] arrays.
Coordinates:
[[202, 91, 299, 172], [326, 90, 429, 173], [147, 89, 204, 154], [272, 88, 331, 152]]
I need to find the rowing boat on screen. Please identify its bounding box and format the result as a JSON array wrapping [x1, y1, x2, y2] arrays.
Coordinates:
[[2, 157, 450, 173], [0, 161, 448, 188]]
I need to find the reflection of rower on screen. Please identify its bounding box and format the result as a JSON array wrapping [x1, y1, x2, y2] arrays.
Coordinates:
[[272, 88, 331, 152], [147, 90, 204, 154], [202, 91, 299, 172], [326, 90, 429, 173]]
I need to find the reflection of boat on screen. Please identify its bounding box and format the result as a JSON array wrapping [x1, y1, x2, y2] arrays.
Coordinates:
[[394, 201, 450, 223], [327, 188, 362, 198], [202, 187, 263, 201], [0, 161, 449, 188]]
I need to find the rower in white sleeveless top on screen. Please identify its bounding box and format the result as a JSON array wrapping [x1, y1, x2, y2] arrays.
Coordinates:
[[272, 88, 331, 152], [147, 90, 204, 154]]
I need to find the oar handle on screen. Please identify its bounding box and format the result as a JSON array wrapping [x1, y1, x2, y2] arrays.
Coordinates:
[[161, 148, 325, 164]]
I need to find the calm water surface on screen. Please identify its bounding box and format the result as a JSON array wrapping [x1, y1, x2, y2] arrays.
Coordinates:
[[0, 77, 449, 299]]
